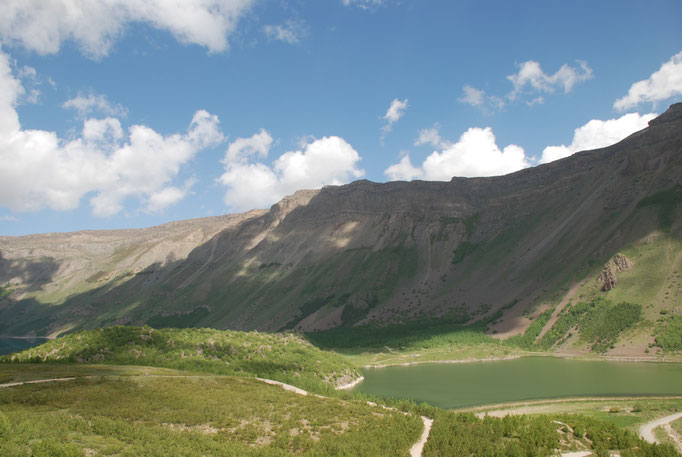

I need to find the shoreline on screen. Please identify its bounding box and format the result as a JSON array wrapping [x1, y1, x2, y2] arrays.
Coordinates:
[[0, 336, 55, 340], [362, 355, 521, 369], [360, 352, 682, 369], [336, 376, 365, 390], [459, 395, 682, 414]]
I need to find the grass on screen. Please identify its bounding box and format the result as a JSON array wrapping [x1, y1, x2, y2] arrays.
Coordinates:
[[2, 328, 681, 456], [464, 397, 682, 435], [656, 315, 682, 352], [636, 185, 682, 232], [573, 234, 681, 322], [0, 368, 421, 457], [2, 364, 678, 457], [0, 285, 13, 299], [2, 326, 360, 393]]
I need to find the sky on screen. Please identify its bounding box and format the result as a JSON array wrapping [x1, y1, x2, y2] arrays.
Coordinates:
[[0, 0, 681, 236]]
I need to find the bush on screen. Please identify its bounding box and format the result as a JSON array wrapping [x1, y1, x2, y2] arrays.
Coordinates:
[[0, 412, 9, 438], [654, 315, 682, 352], [32, 439, 84, 457]]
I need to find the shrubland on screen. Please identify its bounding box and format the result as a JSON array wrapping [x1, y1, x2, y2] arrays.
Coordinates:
[[2, 326, 360, 393]]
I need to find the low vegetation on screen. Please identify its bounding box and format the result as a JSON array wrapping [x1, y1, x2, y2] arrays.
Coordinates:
[[511, 298, 643, 353], [2, 325, 681, 456], [308, 319, 501, 353], [1, 364, 678, 457], [579, 301, 642, 352], [2, 326, 360, 393], [655, 315, 682, 352], [0, 373, 420, 457], [405, 401, 679, 457], [505, 310, 553, 350]]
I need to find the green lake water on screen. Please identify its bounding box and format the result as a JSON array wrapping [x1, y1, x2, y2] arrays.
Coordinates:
[[352, 357, 682, 409], [0, 338, 49, 356]]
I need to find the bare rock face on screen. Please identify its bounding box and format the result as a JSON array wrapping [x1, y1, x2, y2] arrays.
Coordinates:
[[597, 253, 634, 291], [0, 104, 680, 336]]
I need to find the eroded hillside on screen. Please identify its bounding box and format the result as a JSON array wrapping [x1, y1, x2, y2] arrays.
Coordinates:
[[1, 104, 681, 345]]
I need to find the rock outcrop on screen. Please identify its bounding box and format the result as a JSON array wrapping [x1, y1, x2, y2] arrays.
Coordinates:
[[597, 253, 634, 291]]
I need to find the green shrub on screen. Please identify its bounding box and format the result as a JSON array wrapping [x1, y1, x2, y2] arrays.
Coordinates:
[[0, 411, 9, 437], [32, 439, 84, 457], [654, 315, 682, 352]]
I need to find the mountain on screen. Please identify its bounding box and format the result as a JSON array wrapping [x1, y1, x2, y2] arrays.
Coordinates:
[[1, 104, 681, 346]]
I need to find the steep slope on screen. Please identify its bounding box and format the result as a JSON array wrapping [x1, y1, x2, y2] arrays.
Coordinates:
[[1, 104, 681, 341]]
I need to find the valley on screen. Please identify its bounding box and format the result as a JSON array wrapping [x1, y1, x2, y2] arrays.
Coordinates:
[[0, 106, 680, 455], [2, 327, 681, 456]]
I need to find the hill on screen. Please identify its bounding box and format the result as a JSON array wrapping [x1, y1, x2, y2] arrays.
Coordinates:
[[0, 104, 681, 356], [1, 326, 360, 392]]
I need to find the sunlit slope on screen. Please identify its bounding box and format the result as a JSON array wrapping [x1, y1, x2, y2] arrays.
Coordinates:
[[2, 326, 361, 392], [0, 372, 420, 457], [0, 104, 680, 344]]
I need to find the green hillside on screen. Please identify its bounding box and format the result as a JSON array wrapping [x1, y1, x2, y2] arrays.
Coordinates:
[[2, 326, 360, 393]]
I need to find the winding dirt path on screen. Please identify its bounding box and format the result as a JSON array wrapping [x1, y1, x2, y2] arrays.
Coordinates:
[[410, 416, 434, 457], [2, 374, 433, 456], [0, 377, 76, 388], [255, 378, 434, 457], [639, 412, 682, 445]]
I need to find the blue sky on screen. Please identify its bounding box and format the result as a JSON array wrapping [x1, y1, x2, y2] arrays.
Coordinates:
[[0, 0, 681, 235]]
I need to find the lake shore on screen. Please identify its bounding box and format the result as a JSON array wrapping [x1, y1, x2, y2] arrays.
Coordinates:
[[359, 351, 682, 368], [0, 336, 55, 339]]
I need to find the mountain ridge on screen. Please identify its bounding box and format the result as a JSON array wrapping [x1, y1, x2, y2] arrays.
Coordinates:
[[1, 104, 680, 349]]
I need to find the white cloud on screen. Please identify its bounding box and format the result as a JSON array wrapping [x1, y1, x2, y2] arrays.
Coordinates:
[[219, 134, 364, 210], [386, 126, 529, 181], [264, 20, 307, 45], [385, 155, 423, 181], [224, 128, 273, 163], [459, 85, 484, 106], [0, 0, 256, 59], [507, 60, 593, 99], [414, 124, 447, 149], [63, 92, 128, 118], [540, 112, 656, 164], [461, 60, 592, 110], [0, 49, 224, 217], [342, 0, 384, 9], [0, 214, 19, 222], [458, 85, 505, 112], [614, 51, 682, 111], [384, 98, 408, 125], [145, 178, 196, 214], [381, 98, 408, 141], [14, 64, 42, 104]]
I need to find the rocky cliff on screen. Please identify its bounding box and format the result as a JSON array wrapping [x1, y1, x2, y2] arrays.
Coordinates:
[[1, 104, 681, 338]]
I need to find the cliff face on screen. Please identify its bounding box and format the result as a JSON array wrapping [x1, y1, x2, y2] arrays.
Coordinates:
[[1, 104, 681, 337]]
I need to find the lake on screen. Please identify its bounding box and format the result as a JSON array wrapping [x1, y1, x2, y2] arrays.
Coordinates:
[[0, 337, 50, 356], [352, 357, 682, 409]]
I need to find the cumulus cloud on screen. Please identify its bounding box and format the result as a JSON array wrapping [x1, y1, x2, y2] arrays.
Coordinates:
[[264, 20, 307, 45], [386, 126, 529, 181], [63, 92, 128, 118], [0, 0, 256, 59], [381, 98, 408, 141], [414, 124, 447, 149], [540, 112, 656, 164], [614, 51, 682, 111], [507, 60, 593, 100], [224, 128, 273, 163], [0, 49, 224, 217], [219, 134, 364, 210], [460, 60, 592, 111]]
